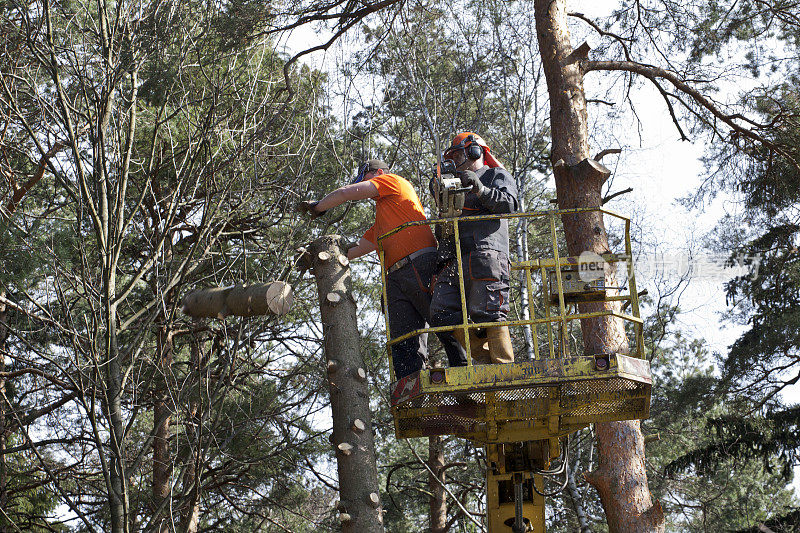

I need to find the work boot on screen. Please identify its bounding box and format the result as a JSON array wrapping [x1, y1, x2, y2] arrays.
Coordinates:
[[453, 328, 491, 364], [470, 328, 490, 364], [487, 326, 514, 364]]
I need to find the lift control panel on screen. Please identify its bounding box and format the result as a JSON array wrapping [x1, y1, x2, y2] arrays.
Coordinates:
[[548, 266, 606, 303]]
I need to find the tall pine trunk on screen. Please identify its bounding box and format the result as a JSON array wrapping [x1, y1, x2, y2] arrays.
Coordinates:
[[533, 1, 664, 531], [428, 436, 447, 533], [305, 236, 384, 532], [180, 329, 203, 533], [152, 321, 173, 533], [0, 293, 7, 533]]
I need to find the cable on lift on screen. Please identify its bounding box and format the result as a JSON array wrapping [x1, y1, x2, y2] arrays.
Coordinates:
[[534, 436, 568, 475], [532, 468, 569, 498], [533, 437, 570, 497]]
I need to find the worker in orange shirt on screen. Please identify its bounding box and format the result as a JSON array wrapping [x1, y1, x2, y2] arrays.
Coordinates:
[[298, 159, 467, 379]]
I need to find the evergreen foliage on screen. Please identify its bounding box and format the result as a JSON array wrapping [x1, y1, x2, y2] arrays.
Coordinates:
[[3, 0, 800, 530], [643, 299, 798, 532]]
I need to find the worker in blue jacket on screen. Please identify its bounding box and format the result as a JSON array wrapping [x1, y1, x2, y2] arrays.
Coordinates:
[[429, 132, 519, 364]]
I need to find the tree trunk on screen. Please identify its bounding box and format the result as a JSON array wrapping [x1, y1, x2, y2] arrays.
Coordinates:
[[180, 455, 201, 533], [304, 236, 384, 533], [533, 1, 664, 531], [429, 436, 447, 533], [152, 322, 173, 533], [0, 292, 8, 533], [566, 458, 591, 532], [105, 290, 129, 533], [515, 197, 535, 361], [180, 329, 203, 533]]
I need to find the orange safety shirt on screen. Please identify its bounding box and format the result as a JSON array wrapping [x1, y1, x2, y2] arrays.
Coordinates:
[[362, 173, 437, 269]]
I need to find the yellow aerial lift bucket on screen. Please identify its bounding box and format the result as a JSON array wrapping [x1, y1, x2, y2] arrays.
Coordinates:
[[377, 207, 651, 445]]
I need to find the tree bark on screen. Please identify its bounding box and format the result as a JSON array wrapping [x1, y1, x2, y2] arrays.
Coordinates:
[[429, 436, 447, 533], [152, 322, 173, 533], [0, 292, 8, 533], [181, 281, 292, 319], [566, 458, 591, 532], [180, 329, 203, 533], [304, 236, 384, 533], [534, 1, 664, 531]]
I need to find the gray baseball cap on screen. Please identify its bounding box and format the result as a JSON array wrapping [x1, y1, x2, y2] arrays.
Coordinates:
[[364, 159, 389, 171]]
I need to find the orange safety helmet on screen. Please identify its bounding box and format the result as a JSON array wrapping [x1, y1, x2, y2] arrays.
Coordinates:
[[443, 132, 505, 169]]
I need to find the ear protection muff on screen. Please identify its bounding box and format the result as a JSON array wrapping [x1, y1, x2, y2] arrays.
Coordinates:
[[445, 133, 486, 162], [465, 136, 483, 161]]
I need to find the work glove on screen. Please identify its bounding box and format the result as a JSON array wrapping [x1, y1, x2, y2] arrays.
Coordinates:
[[296, 200, 327, 219], [341, 239, 358, 253], [457, 170, 485, 196]]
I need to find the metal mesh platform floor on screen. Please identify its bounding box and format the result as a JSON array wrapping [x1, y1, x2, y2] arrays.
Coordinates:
[[391, 354, 651, 443]]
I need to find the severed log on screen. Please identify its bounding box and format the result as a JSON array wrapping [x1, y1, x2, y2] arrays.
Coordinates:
[[181, 281, 292, 319]]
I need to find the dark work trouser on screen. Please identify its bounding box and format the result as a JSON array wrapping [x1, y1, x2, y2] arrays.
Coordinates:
[[429, 249, 511, 327], [386, 251, 468, 379]]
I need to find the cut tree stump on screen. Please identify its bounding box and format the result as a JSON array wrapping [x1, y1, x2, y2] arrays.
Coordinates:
[[303, 235, 384, 533]]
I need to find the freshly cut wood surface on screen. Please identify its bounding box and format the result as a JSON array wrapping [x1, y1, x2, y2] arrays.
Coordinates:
[[182, 281, 293, 318]]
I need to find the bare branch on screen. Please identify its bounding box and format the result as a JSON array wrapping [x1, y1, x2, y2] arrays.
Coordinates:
[[587, 98, 616, 107], [280, 0, 403, 96], [569, 11, 633, 60], [594, 148, 621, 162], [0, 389, 96, 532], [583, 60, 800, 171], [602, 187, 633, 205]]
